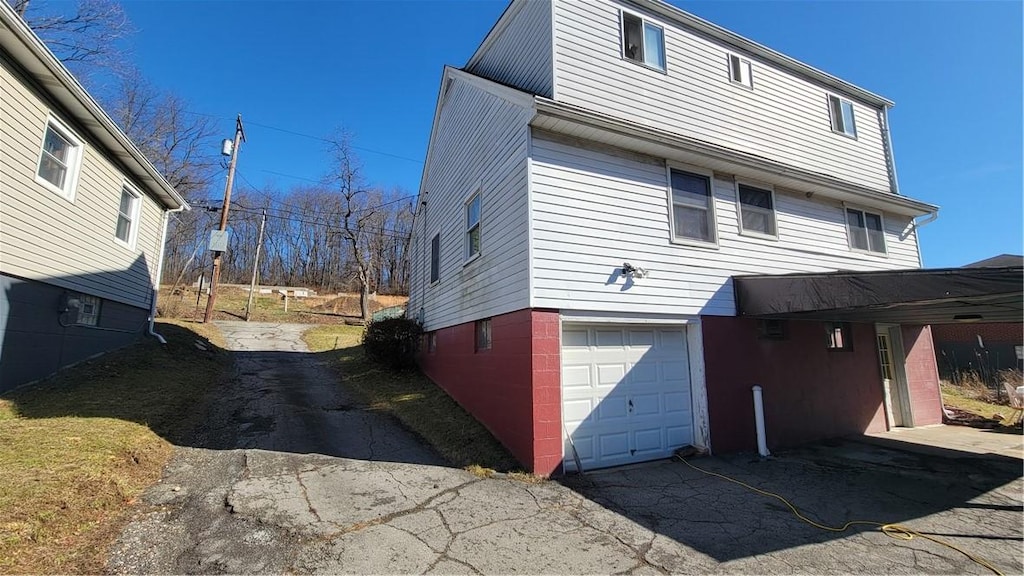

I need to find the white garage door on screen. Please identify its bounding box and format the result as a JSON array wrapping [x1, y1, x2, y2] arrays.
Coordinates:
[[561, 324, 693, 471]]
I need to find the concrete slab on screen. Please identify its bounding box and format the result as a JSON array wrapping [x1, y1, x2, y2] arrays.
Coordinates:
[[862, 424, 1024, 460]]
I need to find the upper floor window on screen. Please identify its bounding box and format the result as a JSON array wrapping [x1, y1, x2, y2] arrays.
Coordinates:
[[429, 232, 441, 284], [669, 168, 716, 244], [115, 184, 141, 248], [621, 12, 665, 71], [828, 95, 857, 138], [728, 54, 753, 89], [846, 208, 886, 254], [36, 118, 83, 201], [736, 182, 777, 238], [465, 192, 481, 261]]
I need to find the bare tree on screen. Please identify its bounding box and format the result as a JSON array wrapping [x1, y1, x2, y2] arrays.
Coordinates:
[[8, 0, 132, 82], [327, 133, 375, 320]]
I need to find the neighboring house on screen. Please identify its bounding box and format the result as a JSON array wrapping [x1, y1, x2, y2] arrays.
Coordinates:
[[0, 3, 188, 391], [932, 255, 1024, 378], [408, 0, 1021, 474]]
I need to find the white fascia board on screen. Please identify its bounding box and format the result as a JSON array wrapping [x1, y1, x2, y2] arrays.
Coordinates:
[[630, 0, 894, 109], [0, 3, 187, 211], [533, 98, 938, 217]]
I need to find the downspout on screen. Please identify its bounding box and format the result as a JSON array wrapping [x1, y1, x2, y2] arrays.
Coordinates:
[[148, 204, 187, 344], [881, 105, 900, 196]]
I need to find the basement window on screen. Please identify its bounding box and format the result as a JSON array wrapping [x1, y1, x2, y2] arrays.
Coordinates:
[[621, 11, 666, 71], [70, 293, 101, 326], [428, 332, 437, 354], [475, 319, 492, 352], [826, 322, 852, 350], [757, 319, 788, 340]]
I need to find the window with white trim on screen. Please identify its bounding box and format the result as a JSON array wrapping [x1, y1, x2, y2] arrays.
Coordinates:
[[826, 322, 852, 350], [36, 119, 83, 200], [828, 95, 857, 138], [846, 208, 886, 254], [115, 185, 141, 247], [669, 168, 716, 243], [429, 232, 440, 284], [621, 11, 666, 71], [736, 183, 777, 237], [728, 54, 753, 89], [465, 193, 481, 260]]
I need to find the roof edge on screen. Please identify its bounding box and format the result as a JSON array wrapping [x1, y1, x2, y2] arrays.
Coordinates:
[[0, 2, 187, 210]]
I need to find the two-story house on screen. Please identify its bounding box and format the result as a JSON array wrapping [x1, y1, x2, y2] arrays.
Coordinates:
[[408, 0, 1017, 475], [0, 2, 188, 391]]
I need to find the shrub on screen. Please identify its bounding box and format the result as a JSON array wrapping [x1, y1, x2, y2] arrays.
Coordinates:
[[362, 317, 423, 369]]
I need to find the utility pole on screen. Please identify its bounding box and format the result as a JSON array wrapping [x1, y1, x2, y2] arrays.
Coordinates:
[[245, 208, 267, 321], [203, 114, 245, 323]]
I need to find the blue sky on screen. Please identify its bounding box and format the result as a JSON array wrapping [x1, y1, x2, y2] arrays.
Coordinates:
[[114, 0, 1022, 267]]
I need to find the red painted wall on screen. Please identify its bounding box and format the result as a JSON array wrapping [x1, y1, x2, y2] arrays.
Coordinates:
[[418, 309, 562, 475], [901, 325, 943, 426], [702, 317, 888, 453]]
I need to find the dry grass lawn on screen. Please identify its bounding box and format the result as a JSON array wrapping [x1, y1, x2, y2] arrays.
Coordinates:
[[0, 320, 227, 574], [941, 382, 1021, 426], [159, 285, 406, 324], [303, 325, 521, 473]]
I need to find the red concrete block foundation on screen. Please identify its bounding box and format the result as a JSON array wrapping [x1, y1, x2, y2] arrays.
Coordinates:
[[701, 316, 888, 453], [418, 308, 562, 475]]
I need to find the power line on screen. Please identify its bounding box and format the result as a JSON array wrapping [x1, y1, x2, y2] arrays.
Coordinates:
[[190, 201, 413, 241]]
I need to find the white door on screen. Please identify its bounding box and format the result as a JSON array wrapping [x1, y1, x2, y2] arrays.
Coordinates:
[[561, 324, 693, 471]]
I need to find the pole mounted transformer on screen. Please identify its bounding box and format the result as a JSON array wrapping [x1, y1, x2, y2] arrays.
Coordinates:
[[203, 114, 246, 324]]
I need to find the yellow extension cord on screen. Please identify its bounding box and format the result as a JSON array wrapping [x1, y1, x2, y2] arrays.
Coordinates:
[[675, 455, 1004, 576]]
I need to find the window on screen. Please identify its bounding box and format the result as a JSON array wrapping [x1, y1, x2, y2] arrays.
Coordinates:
[[465, 193, 481, 261], [757, 319, 788, 340], [828, 95, 857, 138], [736, 183, 777, 237], [428, 332, 437, 354], [845, 208, 886, 254], [429, 232, 440, 284], [115, 185, 141, 248], [621, 12, 665, 71], [36, 119, 82, 200], [728, 54, 753, 89], [669, 168, 716, 243], [826, 322, 852, 350], [75, 294, 101, 326], [475, 319, 491, 351]]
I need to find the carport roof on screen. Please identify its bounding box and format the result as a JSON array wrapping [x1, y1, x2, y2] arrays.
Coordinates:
[[733, 267, 1023, 324]]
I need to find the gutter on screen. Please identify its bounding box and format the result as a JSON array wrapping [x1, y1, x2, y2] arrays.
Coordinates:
[[148, 204, 187, 344]]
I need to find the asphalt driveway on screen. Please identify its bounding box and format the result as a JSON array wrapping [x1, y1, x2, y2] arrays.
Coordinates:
[[108, 322, 1023, 574]]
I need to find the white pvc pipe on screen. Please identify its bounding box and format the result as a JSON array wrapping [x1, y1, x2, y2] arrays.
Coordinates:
[[753, 385, 770, 457]]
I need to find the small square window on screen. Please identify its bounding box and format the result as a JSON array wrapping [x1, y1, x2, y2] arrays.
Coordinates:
[[828, 95, 857, 138], [75, 294, 101, 326], [429, 233, 441, 284], [465, 193, 481, 261], [728, 54, 753, 89], [115, 185, 141, 248], [826, 322, 852, 350], [737, 183, 777, 237], [36, 119, 83, 200], [475, 319, 491, 352], [757, 319, 787, 340], [621, 12, 665, 71], [845, 208, 886, 254]]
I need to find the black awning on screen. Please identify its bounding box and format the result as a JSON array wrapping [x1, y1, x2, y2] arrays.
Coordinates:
[[734, 267, 1023, 324]]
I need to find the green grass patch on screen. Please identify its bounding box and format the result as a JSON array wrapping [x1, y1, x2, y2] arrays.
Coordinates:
[[303, 325, 520, 472], [0, 320, 228, 574], [941, 382, 1019, 426]]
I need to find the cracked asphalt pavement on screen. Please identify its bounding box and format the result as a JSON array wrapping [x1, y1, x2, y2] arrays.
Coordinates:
[[107, 322, 1024, 574]]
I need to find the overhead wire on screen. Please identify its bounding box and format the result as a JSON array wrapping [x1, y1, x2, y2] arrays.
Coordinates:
[[674, 454, 1004, 576]]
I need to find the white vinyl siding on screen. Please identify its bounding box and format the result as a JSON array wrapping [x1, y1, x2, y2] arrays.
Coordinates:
[[465, 0, 553, 97], [407, 74, 532, 331], [529, 133, 920, 317], [552, 0, 892, 192], [0, 58, 165, 310]]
